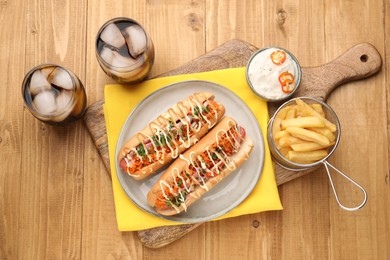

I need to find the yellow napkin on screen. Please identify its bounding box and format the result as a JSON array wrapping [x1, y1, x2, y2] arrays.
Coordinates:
[[104, 68, 283, 231]]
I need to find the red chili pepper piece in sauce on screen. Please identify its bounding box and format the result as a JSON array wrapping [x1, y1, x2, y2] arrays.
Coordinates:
[[278, 72, 294, 85], [278, 72, 296, 93], [270, 50, 287, 65], [281, 82, 296, 93]]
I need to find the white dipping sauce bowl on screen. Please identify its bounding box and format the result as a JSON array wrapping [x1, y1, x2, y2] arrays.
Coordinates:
[[246, 47, 301, 102]]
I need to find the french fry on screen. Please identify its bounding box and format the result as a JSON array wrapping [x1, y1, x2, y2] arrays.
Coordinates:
[[272, 117, 282, 139], [274, 130, 290, 140], [285, 126, 330, 146], [308, 127, 336, 142], [311, 103, 325, 117], [279, 136, 304, 148], [295, 98, 337, 132], [287, 150, 329, 163], [285, 108, 296, 119], [272, 105, 291, 139], [281, 116, 324, 129], [290, 141, 335, 152], [279, 147, 292, 157], [275, 105, 292, 120]]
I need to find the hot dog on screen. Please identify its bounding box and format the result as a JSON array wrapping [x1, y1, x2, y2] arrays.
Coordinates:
[[118, 92, 225, 180], [147, 116, 254, 216]]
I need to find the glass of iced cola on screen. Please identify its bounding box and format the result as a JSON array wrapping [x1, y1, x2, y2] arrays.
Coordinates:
[[21, 64, 87, 125], [95, 17, 155, 84]]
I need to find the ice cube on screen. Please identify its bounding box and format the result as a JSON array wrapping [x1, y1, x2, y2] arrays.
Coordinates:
[[29, 70, 52, 96], [122, 25, 147, 58], [100, 45, 115, 65], [33, 90, 57, 115], [48, 67, 74, 90], [111, 59, 148, 79], [40, 66, 55, 78], [56, 90, 73, 113], [100, 23, 125, 49], [100, 45, 139, 67], [111, 53, 139, 68]]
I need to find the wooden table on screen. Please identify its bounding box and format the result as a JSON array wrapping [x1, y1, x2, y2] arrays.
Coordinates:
[[1, 0, 389, 259]]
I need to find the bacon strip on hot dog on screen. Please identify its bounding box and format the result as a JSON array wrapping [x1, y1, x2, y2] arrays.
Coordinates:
[[147, 116, 254, 216], [118, 92, 225, 180]]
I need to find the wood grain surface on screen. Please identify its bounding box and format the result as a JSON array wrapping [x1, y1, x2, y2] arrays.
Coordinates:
[[1, 0, 389, 259]]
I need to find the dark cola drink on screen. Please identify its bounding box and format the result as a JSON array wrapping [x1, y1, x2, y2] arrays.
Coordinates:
[[22, 64, 87, 125], [96, 17, 155, 84]]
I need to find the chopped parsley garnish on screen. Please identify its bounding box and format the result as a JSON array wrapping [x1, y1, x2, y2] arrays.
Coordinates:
[[212, 153, 218, 160], [178, 191, 186, 202], [194, 106, 200, 116], [160, 135, 166, 147], [177, 179, 183, 186], [158, 133, 173, 147], [202, 106, 210, 113], [151, 136, 160, 147], [165, 193, 183, 207], [136, 144, 146, 157]]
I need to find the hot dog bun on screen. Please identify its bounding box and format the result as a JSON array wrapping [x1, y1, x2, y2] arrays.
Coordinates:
[[118, 92, 225, 180], [147, 116, 254, 216]]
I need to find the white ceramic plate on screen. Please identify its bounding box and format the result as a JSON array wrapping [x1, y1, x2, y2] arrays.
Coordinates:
[[115, 80, 265, 223]]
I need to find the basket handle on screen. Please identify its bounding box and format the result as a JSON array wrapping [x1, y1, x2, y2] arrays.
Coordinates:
[[322, 161, 367, 211]]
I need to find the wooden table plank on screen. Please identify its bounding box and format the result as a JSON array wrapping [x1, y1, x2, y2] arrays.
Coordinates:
[[204, 1, 329, 259], [82, 1, 147, 259], [0, 1, 26, 259], [262, 1, 330, 259], [15, 1, 87, 259], [204, 1, 268, 259], [82, 0, 209, 259], [325, 0, 389, 259], [384, 2, 390, 255], [142, 1, 208, 259]]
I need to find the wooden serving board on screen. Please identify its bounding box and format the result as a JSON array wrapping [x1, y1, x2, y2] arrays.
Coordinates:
[[83, 39, 382, 249]]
